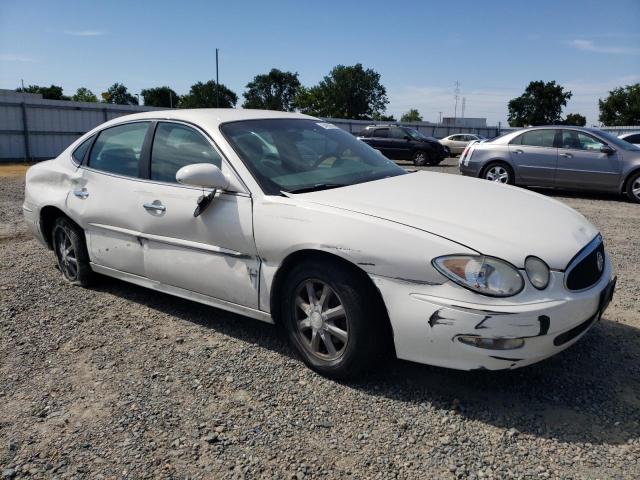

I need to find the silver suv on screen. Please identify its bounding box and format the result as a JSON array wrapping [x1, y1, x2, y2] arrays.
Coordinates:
[[459, 126, 640, 203]]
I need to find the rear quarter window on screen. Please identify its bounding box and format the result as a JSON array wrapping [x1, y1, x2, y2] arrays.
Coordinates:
[[72, 135, 95, 165]]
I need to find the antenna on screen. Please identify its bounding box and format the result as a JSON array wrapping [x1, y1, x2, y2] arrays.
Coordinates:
[[453, 81, 460, 120]]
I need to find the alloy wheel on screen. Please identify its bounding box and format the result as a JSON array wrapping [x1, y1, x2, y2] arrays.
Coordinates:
[[54, 227, 78, 281], [632, 177, 640, 201], [293, 279, 349, 361], [485, 165, 510, 183]]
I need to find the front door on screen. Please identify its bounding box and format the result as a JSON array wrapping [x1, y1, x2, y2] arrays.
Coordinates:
[[555, 129, 622, 192], [139, 121, 260, 309], [509, 129, 558, 186], [66, 121, 151, 276]]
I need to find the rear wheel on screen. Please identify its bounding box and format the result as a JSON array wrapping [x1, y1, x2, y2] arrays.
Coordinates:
[[482, 162, 514, 185], [412, 150, 429, 166], [280, 260, 387, 379], [52, 217, 94, 286], [625, 171, 640, 204]]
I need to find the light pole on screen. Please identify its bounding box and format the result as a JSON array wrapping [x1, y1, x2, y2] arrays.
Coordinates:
[[215, 48, 220, 108]]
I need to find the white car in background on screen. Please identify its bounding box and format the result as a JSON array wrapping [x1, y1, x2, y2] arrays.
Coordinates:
[[619, 131, 640, 147], [440, 133, 486, 156], [23, 109, 616, 378]]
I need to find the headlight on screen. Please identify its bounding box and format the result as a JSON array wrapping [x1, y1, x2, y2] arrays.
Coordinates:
[[433, 255, 524, 297], [524, 256, 550, 290]]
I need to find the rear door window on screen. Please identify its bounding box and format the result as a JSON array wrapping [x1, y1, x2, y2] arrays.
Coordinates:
[[150, 122, 223, 183], [88, 122, 149, 176], [390, 127, 407, 139], [373, 128, 389, 138], [516, 130, 556, 148]]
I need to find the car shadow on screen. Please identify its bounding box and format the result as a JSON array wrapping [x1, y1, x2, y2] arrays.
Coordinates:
[[93, 275, 640, 446]]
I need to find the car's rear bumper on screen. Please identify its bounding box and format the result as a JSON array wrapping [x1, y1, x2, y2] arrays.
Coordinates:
[[459, 160, 481, 177], [370, 260, 615, 371], [22, 203, 48, 248]]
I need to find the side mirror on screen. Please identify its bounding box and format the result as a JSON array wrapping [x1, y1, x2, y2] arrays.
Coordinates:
[[176, 163, 229, 190], [403, 135, 411, 141], [600, 145, 615, 155]]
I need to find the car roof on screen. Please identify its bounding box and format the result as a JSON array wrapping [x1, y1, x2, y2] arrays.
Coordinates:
[[100, 108, 317, 131]]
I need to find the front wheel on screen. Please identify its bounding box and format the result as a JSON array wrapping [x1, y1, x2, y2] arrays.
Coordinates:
[[482, 162, 514, 185], [412, 150, 429, 166], [625, 171, 640, 204], [280, 260, 387, 379], [52, 217, 94, 286]]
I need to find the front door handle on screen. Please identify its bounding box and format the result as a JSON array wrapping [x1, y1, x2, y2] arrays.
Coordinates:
[[73, 188, 89, 199], [143, 202, 166, 212], [560, 152, 573, 158], [513, 149, 524, 154]]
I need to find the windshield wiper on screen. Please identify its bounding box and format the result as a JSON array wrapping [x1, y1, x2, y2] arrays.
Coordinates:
[[285, 183, 346, 194]]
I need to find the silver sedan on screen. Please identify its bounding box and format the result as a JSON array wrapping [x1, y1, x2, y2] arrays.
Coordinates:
[[459, 126, 640, 203]]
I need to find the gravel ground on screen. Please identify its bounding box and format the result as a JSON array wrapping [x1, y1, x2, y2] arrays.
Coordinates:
[[1, 160, 639, 479]]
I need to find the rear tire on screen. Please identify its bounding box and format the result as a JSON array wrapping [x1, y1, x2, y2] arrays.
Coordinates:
[[412, 150, 429, 166], [52, 217, 94, 287], [625, 171, 640, 204], [280, 259, 387, 379], [482, 162, 514, 185]]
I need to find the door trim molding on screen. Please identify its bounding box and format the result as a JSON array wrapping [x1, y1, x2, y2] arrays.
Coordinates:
[[88, 222, 252, 258], [90, 263, 273, 324]]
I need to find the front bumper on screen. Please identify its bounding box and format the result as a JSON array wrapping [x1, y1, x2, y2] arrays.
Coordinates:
[[370, 259, 615, 371]]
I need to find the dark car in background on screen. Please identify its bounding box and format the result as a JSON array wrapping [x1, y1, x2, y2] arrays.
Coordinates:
[[357, 125, 448, 166], [459, 126, 640, 203]]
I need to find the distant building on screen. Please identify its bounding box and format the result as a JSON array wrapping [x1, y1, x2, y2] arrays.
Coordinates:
[[442, 117, 487, 128]]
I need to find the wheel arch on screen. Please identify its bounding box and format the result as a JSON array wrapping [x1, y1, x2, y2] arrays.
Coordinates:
[[40, 206, 82, 250], [621, 166, 640, 194], [480, 158, 516, 181], [268, 249, 394, 347]]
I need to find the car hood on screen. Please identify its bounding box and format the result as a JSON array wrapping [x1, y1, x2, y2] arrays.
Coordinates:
[[295, 171, 598, 269]]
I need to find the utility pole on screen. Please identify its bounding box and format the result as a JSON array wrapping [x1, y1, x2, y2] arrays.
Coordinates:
[[438, 111, 442, 124], [461, 97, 466, 119], [215, 48, 219, 108], [20, 79, 25, 90], [453, 81, 460, 122], [169, 90, 173, 108]]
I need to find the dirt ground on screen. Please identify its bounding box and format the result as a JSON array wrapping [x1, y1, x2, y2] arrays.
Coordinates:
[[1, 159, 639, 479]]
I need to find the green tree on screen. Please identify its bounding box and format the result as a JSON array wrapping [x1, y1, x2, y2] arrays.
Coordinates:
[[598, 84, 640, 126], [242, 69, 300, 111], [101, 83, 138, 105], [16, 84, 69, 100], [507, 81, 572, 127], [141, 86, 179, 108], [179, 80, 237, 108], [295, 63, 388, 119], [72, 87, 98, 102], [562, 113, 587, 126], [400, 109, 422, 122], [371, 112, 397, 122]]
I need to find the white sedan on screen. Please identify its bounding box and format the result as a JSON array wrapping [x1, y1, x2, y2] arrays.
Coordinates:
[[23, 109, 616, 378], [439, 133, 486, 156]]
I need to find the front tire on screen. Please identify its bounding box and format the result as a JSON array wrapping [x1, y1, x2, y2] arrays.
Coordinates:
[[412, 150, 429, 166], [482, 162, 514, 185], [280, 260, 387, 379], [625, 171, 640, 204], [52, 217, 94, 286]]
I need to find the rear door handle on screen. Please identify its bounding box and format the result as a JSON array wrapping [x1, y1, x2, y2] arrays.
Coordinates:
[[143, 202, 166, 212], [73, 188, 89, 199], [560, 153, 573, 158], [513, 149, 524, 154]]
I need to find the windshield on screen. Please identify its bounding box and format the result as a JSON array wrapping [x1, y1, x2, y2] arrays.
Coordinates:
[[596, 130, 640, 151], [404, 128, 428, 140], [221, 119, 406, 194]]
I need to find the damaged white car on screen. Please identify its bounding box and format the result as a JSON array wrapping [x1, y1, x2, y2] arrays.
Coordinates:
[[23, 110, 616, 378]]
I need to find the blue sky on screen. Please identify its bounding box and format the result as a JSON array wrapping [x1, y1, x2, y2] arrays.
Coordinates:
[[1, 0, 638, 125]]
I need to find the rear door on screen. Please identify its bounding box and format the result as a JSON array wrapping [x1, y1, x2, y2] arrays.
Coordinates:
[[138, 121, 260, 308], [368, 127, 393, 157], [555, 129, 622, 192], [66, 121, 151, 276], [508, 129, 558, 186], [388, 127, 412, 159]]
